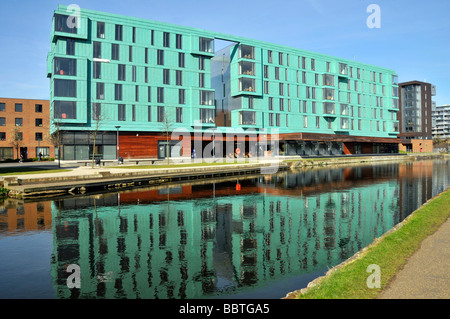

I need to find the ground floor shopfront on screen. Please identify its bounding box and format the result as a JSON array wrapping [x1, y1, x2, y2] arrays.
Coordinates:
[[57, 130, 400, 160]]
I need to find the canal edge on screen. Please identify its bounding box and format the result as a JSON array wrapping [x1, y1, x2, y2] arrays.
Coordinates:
[[283, 186, 450, 299]]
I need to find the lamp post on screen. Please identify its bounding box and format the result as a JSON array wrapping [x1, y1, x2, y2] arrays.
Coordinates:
[[115, 125, 121, 163]]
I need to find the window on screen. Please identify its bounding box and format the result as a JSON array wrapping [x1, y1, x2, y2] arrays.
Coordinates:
[[15, 104, 22, 112], [199, 73, 205, 87], [92, 103, 101, 120], [249, 96, 254, 109], [157, 87, 164, 103], [0, 133, 5, 141], [269, 113, 274, 126], [96, 82, 105, 100], [163, 69, 170, 84], [132, 66, 136, 82], [157, 106, 164, 122], [132, 105, 136, 121], [132, 27, 136, 43], [323, 102, 335, 115], [35, 118, 43, 127], [97, 21, 105, 39], [179, 89, 185, 104], [145, 67, 148, 83], [339, 63, 348, 75], [275, 67, 279, 80], [66, 39, 75, 55], [15, 132, 23, 141], [157, 50, 164, 65], [323, 88, 335, 101], [323, 74, 334, 86], [311, 58, 315, 71], [341, 118, 349, 130], [199, 56, 205, 70], [316, 116, 320, 128], [55, 14, 77, 34], [276, 113, 280, 126], [302, 57, 306, 69], [54, 101, 76, 119], [36, 147, 49, 158], [93, 61, 101, 79], [118, 104, 126, 121], [176, 70, 182, 86], [115, 84, 123, 101], [239, 111, 256, 125], [0, 103, 5, 112], [199, 37, 213, 52], [200, 90, 214, 105], [93, 42, 101, 59], [148, 105, 152, 122], [54, 57, 77, 76], [115, 24, 123, 41], [163, 32, 170, 47], [118, 64, 126, 81], [135, 85, 139, 101], [268, 50, 273, 63], [269, 97, 273, 110], [148, 86, 151, 102], [129, 46, 133, 62], [178, 52, 185, 68], [264, 81, 269, 94], [151, 30, 155, 45], [303, 115, 308, 128], [279, 98, 284, 111], [0, 117, 5, 126], [200, 108, 215, 123], [111, 43, 120, 60], [176, 34, 182, 49], [176, 107, 182, 123], [278, 52, 283, 65], [264, 65, 269, 78], [54, 79, 77, 97]]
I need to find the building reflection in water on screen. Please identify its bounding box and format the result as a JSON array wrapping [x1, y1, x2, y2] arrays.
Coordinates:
[[1, 160, 448, 299]]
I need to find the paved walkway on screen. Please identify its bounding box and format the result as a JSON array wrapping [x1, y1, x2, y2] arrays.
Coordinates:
[[379, 217, 450, 299]]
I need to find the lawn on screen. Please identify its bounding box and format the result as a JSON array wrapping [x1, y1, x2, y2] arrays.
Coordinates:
[[294, 187, 450, 299], [0, 167, 70, 176]]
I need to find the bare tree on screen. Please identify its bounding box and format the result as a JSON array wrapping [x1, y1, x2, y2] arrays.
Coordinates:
[[89, 103, 106, 168], [9, 126, 23, 160], [161, 109, 175, 165], [50, 120, 63, 168]]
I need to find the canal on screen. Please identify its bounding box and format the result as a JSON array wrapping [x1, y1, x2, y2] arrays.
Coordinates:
[[0, 159, 449, 299]]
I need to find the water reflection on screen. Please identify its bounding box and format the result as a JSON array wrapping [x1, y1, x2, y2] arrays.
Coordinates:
[[0, 159, 449, 299]]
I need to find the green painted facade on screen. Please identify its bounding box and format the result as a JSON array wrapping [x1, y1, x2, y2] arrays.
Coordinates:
[[48, 5, 399, 139]]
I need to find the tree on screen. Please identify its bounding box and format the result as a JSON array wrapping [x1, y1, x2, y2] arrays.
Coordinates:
[[50, 120, 63, 168], [160, 109, 175, 165], [89, 103, 106, 168], [9, 126, 23, 159]]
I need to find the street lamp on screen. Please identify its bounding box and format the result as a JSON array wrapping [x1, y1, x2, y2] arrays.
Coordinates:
[[115, 126, 121, 163]]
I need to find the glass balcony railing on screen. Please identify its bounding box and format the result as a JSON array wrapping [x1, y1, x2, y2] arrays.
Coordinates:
[[239, 45, 255, 60]]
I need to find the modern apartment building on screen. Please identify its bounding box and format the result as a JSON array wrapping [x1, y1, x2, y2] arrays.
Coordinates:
[[398, 81, 435, 140], [48, 5, 400, 160], [0, 98, 54, 160], [432, 104, 450, 139]]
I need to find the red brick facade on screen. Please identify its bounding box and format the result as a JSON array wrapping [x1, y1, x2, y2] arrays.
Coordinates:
[[0, 98, 54, 160]]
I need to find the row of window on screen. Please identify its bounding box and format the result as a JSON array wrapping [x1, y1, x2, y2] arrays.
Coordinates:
[[0, 132, 43, 141], [0, 118, 43, 127], [0, 103, 43, 113], [93, 103, 215, 124]]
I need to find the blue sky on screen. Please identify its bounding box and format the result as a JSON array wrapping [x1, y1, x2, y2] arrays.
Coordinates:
[[0, 0, 449, 105]]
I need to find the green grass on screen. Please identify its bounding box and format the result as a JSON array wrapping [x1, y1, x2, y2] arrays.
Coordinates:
[[295, 188, 450, 299], [0, 167, 70, 176]]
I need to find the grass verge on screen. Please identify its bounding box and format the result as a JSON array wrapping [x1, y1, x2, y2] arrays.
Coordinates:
[[294, 187, 450, 299], [0, 167, 70, 176]]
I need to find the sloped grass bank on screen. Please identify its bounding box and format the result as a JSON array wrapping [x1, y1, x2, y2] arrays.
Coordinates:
[[287, 187, 450, 299]]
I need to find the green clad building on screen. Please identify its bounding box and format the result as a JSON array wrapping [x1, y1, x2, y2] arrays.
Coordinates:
[[47, 5, 400, 160]]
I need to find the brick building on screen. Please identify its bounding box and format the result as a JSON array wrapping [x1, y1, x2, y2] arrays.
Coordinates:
[[0, 98, 54, 160]]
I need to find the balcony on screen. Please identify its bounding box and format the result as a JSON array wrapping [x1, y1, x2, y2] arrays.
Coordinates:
[[239, 61, 255, 76], [239, 78, 256, 93], [239, 111, 256, 126], [323, 88, 335, 101], [323, 74, 335, 87], [323, 102, 336, 117], [239, 45, 255, 60]]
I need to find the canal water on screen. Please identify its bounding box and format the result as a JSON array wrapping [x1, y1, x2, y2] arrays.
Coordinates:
[[0, 159, 449, 299]]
